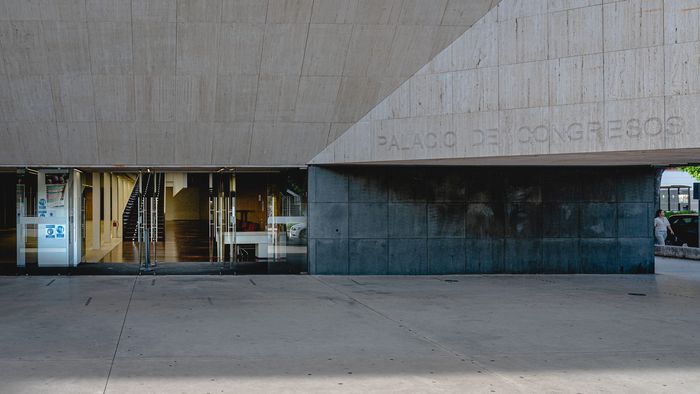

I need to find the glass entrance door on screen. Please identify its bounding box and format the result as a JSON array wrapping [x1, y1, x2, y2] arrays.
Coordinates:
[[136, 172, 164, 272], [232, 170, 308, 274], [209, 172, 236, 268]]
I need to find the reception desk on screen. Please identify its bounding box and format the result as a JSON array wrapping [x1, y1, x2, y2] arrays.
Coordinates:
[[224, 231, 269, 258]]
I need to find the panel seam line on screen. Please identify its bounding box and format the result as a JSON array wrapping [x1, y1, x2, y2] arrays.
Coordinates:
[[102, 276, 138, 394]]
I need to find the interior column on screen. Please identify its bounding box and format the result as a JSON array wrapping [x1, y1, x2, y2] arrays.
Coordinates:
[[91, 173, 101, 250], [103, 173, 111, 245], [117, 177, 124, 238], [111, 175, 118, 239]]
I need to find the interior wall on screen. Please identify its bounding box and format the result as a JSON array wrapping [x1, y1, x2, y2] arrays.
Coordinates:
[[165, 186, 203, 221], [0, 173, 15, 264], [308, 166, 658, 275], [0, 173, 16, 227], [236, 174, 268, 231], [118, 177, 134, 234]]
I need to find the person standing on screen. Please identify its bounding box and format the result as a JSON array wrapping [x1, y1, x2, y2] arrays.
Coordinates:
[[654, 210, 675, 245]]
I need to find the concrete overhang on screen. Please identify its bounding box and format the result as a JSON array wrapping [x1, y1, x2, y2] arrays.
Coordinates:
[[0, 0, 499, 168], [310, 148, 700, 167], [311, 0, 700, 167]]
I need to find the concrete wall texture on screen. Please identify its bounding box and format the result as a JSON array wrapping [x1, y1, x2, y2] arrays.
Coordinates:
[[313, 0, 700, 166], [1, 0, 699, 168], [0, 0, 498, 167], [308, 166, 657, 275]]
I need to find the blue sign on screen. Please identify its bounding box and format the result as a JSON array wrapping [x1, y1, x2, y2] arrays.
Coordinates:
[[39, 198, 47, 217], [45, 225, 56, 239]]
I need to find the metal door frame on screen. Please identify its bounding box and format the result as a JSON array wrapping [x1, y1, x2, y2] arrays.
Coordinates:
[[138, 171, 162, 272], [209, 172, 236, 269]]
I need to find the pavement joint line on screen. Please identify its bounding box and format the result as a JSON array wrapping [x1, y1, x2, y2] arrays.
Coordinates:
[[102, 275, 138, 394], [91, 348, 700, 362], [311, 276, 528, 393], [467, 349, 700, 357]]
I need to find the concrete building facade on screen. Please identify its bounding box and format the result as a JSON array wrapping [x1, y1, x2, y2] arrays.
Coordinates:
[[0, 0, 498, 166], [1, 0, 699, 274]]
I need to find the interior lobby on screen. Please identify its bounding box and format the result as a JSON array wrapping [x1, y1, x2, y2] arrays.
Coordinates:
[[1, 169, 308, 274]]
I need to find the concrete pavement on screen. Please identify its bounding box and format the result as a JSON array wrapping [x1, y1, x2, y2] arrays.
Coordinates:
[[1, 257, 699, 393]]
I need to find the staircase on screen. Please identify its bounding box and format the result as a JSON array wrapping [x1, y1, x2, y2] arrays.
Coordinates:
[[122, 183, 139, 241], [122, 173, 165, 242]]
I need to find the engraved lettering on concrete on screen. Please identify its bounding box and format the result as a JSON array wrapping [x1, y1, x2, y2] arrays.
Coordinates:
[[533, 125, 548, 143], [426, 133, 438, 148], [568, 123, 583, 141], [472, 129, 499, 146], [666, 117, 684, 135], [627, 119, 641, 137], [375, 117, 684, 152], [589, 122, 603, 139], [412, 134, 424, 150], [378, 131, 458, 151], [644, 117, 663, 136], [518, 126, 531, 143], [444, 132, 456, 147], [608, 120, 623, 139]]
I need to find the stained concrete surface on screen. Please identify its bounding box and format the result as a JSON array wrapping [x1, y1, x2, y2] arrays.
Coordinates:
[[1, 257, 700, 393], [309, 166, 656, 275]]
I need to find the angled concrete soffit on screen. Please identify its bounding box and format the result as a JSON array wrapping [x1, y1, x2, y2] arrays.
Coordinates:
[[311, 0, 700, 166], [0, 0, 499, 168]]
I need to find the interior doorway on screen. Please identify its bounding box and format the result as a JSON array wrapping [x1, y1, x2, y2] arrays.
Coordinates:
[[0, 171, 17, 273]]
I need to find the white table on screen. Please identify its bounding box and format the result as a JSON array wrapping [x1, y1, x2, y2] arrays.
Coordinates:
[[224, 231, 269, 258]]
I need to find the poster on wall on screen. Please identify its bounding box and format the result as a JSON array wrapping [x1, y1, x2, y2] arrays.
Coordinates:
[[45, 174, 69, 208]]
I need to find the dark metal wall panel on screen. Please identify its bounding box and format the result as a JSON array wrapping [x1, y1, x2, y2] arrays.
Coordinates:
[[308, 166, 657, 275]]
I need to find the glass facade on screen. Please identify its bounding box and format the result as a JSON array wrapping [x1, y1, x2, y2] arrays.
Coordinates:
[[15, 169, 82, 268], [1, 168, 307, 274], [223, 170, 308, 273]]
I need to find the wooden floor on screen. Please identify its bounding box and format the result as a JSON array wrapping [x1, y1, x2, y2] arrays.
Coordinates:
[[0, 227, 15, 264], [0, 221, 308, 274], [100, 220, 212, 263]]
